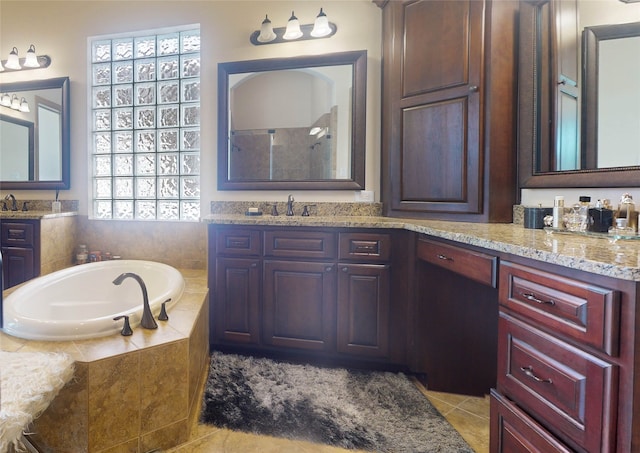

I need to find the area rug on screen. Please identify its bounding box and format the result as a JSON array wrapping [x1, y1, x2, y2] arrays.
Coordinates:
[[200, 351, 474, 452]]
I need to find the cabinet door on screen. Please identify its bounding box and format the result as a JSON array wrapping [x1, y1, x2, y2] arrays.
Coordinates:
[[213, 257, 261, 344], [1, 246, 35, 289], [384, 0, 483, 216], [337, 264, 390, 358], [263, 260, 336, 351]]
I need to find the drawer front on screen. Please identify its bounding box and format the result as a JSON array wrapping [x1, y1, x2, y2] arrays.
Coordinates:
[[216, 228, 262, 256], [416, 238, 496, 287], [500, 261, 620, 356], [1, 222, 35, 247], [264, 230, 336, 259], [498, 313, 618, 453], [490, 390, 573, 453], [338, 232, 391, 262]]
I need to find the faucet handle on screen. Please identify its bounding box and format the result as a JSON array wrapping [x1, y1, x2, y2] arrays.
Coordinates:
[[113, 315, 133, 336], [1, 201, 7, 211], [21, 202, 28, 212], [158, 298, 171, 321]]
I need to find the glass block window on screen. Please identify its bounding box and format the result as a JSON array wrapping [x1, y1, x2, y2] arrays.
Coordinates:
[[90, 26, 200, 221]]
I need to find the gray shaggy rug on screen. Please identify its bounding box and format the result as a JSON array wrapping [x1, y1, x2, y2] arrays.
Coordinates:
[[200, 351, 474, 452]]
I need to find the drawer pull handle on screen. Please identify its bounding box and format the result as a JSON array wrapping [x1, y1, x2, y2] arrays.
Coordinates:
[[355, 245, 377, 252], [229, 240, 246, 246], [520, 366, 553, 384], [437, 254, 453, 261], [522, 292, 555, 306]]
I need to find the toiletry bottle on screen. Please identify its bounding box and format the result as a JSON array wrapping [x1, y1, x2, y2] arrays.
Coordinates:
[[578, 196, 591, 232], [552, 196, 565, 229], [589, 199, 614, 233], [615, 193, 637, 232]]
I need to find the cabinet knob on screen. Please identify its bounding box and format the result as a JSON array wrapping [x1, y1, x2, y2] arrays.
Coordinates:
[[325, 266, 333, 272], [469, 85, 479, 92], [250, 262, 258, 268], [342, 267, 348, 273]]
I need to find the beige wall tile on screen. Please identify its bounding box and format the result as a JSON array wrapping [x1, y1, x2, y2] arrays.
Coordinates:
[[88, 353, 141, 451], [140, 340, 189, 433]]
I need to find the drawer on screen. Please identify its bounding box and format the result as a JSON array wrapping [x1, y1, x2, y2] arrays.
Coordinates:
[[215, 228, 261, 256], [416, 238, 497, 287], [490, 390, 573, 453], [500, 261, 620, 356], [1, 221, 35, 247], [338, 232, 391, 262], [498, 313, 618, 453], [264, 230, 336, 259]]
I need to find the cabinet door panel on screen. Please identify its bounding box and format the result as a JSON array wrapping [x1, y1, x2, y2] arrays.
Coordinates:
[[1, 246, 35, 288], [214, 257, 261, 344], [263, 260, 336, 351], [337, 264, 390, 357], [403, 0, 476, 96]]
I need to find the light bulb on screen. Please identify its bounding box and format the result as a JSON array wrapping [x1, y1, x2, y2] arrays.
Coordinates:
[[283, 11, 303, 40], [5, 47, 21, 70], [258, 15, 276, 43], [311, 8, 332, 38], [23, 44, 40, 68]]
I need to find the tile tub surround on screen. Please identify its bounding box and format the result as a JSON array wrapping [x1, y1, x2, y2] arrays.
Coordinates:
[[0, 269, 209, 453], [203, 214, 640, 281]]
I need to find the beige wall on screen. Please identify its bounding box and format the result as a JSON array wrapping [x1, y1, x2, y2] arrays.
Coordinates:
[[0, 0, 382, 213], [0, 1, 380, 266]]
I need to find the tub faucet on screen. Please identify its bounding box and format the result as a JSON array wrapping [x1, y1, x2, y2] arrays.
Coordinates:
[[4, 194, 18, 211], [112, 272, 158, 329], [286, 194, 295, 216]]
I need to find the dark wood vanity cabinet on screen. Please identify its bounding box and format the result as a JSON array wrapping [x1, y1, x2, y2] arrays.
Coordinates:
[[1, 220, 40, 288], [413, 236, 499, 396], [379, 0, 518, 222], [208, 225, 407, 365], [492, 260, 634, 453]]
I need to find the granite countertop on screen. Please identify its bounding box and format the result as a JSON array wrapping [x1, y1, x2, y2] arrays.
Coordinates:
[[0, 210, 78, 220], [203, 214, 640, 281]]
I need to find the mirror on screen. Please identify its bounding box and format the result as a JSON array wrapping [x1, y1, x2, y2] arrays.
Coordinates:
[[0, 77, 70, 190], [218, 50, 366, 190], [583, 22, 640, 169], [518, 0, 640, 188]]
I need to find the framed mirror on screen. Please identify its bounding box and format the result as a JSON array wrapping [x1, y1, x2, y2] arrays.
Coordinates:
[[518, 0, 640, 188], [0, 76, 70, 190], [218, 50, 366, 190]]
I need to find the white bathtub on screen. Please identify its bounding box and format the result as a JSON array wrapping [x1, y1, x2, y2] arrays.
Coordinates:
[[2, 260, 185, 341]]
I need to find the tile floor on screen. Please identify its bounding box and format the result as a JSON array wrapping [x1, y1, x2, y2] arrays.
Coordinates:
[[167, 362, 490, 453]]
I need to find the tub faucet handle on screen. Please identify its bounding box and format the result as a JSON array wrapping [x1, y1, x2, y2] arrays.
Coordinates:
[[158, 298, 171, 321], [113, 315, 133, 336]]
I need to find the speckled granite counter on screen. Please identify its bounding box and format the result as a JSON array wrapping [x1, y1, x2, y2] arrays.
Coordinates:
[[203, 214, 640, 281], [0, 210, 78, 219]]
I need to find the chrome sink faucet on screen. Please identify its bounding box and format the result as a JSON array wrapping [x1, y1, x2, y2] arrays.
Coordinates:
[[286, 194, 295, 216], [112, 272, 158, 329], [4, 194, 18, 211]]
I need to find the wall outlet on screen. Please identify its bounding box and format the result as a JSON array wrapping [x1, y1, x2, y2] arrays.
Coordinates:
[[355, 190, 374, 202]]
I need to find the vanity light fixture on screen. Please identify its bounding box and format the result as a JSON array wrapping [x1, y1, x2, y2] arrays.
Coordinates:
[[0, 45, 52, 72], [250, 8, 337, 46], [0, 93, 30, 113]]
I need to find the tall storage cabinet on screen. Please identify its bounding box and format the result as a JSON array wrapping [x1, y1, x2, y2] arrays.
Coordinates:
[[378, 0, 518, 222]]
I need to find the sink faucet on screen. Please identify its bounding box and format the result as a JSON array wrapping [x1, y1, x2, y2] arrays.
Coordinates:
[[4, 194, 17, 211], [112, 272, 158, 329], [286, 194, 295, 216]]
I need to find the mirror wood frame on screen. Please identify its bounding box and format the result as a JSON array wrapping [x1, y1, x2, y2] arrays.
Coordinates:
[[0, 76, 70, 190], [518, 2, 640, 189], [217, 50, 367, 190]]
